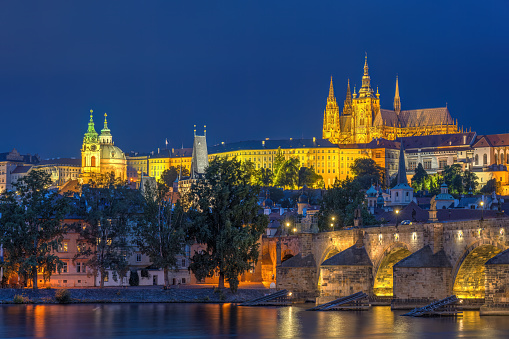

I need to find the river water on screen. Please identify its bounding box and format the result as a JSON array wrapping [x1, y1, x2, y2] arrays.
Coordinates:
[[1, 303, 509, 338]]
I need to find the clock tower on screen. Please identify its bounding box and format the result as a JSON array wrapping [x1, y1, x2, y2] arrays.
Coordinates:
[[81, 110, 101, 182]]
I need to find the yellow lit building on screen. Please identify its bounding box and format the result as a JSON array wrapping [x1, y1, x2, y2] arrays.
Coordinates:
[[323, 55, 460, 145], [81, 110, 127, 184]]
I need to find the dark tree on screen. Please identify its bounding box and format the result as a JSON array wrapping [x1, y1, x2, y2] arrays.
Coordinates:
[[254, 168, 274, 187], [184, 157, 268, 293], [74, 184, 141, 288], [0, 170, 70, 289], [411, 163, 428, 192], [134, 181, 188, 289], [442, 164, 464, 195], [350, 158, 384, 189], [298, 166, 323, 188], [316, 178, 379, 231], [481, 178, 501, 194]]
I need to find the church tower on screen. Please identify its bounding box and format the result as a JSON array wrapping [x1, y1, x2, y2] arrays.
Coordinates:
[[351, 54, 380, 143], [394, 76, 401, 114], [81, 110, 101, 182], [322, 77, 340, 142]]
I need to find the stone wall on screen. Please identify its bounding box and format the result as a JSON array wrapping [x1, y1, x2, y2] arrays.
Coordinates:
[[276, 266, 317, 300], [393, 267, 451, 301], [485, 264, 509, 304], [318, 265, 372, 303]]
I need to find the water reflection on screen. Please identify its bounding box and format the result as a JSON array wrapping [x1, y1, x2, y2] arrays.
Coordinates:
[[1, 304, 509, 338]]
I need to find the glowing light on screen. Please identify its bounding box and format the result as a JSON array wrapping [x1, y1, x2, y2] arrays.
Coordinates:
[[293, 228, 297, 233], [394, 233, 399, 241], [286, 222, 290, 227], [458, 230, 463, 238], [412, 232, 417, 240], [288, 292, 292, 296], [379, 234, 383, 242], [395, 210, 400, 214], [501, 228, 505, 236]]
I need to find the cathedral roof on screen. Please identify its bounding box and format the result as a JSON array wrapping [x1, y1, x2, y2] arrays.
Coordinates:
[[375, 107, 453, 128]]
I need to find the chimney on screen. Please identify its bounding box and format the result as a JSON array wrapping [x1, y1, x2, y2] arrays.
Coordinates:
[[463, 135, 466, 144]]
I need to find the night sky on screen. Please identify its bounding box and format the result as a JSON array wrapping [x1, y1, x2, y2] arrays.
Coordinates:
[[1, 1, 508, 159]]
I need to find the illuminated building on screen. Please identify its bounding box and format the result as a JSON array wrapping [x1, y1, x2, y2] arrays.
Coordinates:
[[0, 149, 40, 192], [80, 110, 127, 184], [323, 54, 460, 145], [33, 158, 81, 187]]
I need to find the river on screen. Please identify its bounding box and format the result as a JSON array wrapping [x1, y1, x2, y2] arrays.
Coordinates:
[[1, 303, 509, 338]]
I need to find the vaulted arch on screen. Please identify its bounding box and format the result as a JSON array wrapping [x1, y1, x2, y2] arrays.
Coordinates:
[[452, 239, 505, 299], [373, 242, 412, 296]]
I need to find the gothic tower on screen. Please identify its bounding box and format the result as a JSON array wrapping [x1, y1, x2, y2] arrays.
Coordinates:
[[394, 76, 401, 114], [351, 54, 380, 143], [81, 110, 101, 182], [322, 76, 340, 142]]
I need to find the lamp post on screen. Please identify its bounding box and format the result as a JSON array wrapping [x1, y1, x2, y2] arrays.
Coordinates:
[[286, 222, 290, 236], [395, 209, 400, 227], [480, 200, 484, 221], [331, 216, 335, 231]]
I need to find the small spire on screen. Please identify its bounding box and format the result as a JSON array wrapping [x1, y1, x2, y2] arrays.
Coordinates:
[[204, 125, 207, 136], [394, 75, 401, 114], [329, 76, 335, 99], [194, 125, 196, 136], [359, 53, 373, 98], [90, 109, 94, 121], [103, 113, 108, 130], [396, 141, 408, 186]]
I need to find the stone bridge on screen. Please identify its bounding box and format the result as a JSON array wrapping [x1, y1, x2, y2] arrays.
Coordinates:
[[276, 217, 509, 307]]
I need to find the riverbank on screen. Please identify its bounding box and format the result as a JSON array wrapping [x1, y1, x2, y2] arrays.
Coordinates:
[[0, 286, 269, 304]]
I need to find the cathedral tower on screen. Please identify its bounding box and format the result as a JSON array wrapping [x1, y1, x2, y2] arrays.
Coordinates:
[[322, 76, 340, 142]]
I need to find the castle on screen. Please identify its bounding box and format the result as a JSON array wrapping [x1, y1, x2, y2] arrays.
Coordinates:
[[323, 55, 459, 144]]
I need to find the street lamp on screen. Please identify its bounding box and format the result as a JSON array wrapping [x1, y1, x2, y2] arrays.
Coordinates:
[[330, 216, 335, 231], [395, 209, 400, 227], [480, 200, 484, 221]]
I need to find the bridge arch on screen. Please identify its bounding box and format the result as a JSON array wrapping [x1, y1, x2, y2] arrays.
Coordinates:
[[452, 239, 505, 299], [319, 245, 341, 265], [373, 242, 413, 296]]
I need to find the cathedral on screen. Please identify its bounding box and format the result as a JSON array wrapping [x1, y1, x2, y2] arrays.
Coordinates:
[[81, 110, 127, 184], [322, 55, 460, 144]]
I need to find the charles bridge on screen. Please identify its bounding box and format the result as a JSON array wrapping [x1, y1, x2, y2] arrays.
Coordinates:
[[269, 216, 509, 312]]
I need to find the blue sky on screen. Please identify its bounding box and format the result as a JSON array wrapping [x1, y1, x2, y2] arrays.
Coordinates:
[[0, 1, 507, 158]]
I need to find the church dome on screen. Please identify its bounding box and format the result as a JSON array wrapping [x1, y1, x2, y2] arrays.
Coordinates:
[[101, 144, 126, 160]]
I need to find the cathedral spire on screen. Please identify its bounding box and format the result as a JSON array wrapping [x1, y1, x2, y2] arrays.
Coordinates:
[[100, 112, 112, 143], [342, 79, 353, 115], [103, 113, 109, 130], [346, 79, 351, 102], [84, 109, 99, 143], [358, 53, 374, 98], [328, 76, 335, 99], [394, 75, 401, 114]]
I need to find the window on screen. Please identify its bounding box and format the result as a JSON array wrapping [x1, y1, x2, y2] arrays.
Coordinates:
[[76, 262, 81, 273], [475, 154, 479, 165], [91, 156, 96, 167], [104, 272, 109, 282], [62, 262, 68, 273], [424, 160, 432, 170], [409, 161, 417, 171], [439, 159, 447, 169], [181, 259, 186, 268], [182, 278, 186, 284], [376, 152, 381, 158], [59, 241, 68, 252], [483, 154, 487, 165], [136, 253, 142, 262]]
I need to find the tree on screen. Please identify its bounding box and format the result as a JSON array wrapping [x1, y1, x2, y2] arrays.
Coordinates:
[[159, 166, 190, 189], [267, 187, 285, 205], [442, 164, 464, 195], [411, 163, 428, 192], [74, 184, 141, 288], [350, 158, 384, 189], [184, 157, 268, 293], [298, 167, 323, 188], [0, 170, 70, 289], [481, 178, 502, 195], [462, 170, 479, 193], [274, 158, 300, 189], [316, 178, 379, 232], [254, 168, 273, 187], [134, 181, 188, 289], [273, 147, 285, 175]]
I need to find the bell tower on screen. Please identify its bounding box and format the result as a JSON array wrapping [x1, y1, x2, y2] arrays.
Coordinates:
[[81, 110, 101, 183]]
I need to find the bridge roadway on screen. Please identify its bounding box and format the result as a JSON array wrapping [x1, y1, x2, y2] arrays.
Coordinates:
[[275, 217, 509, 308]]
